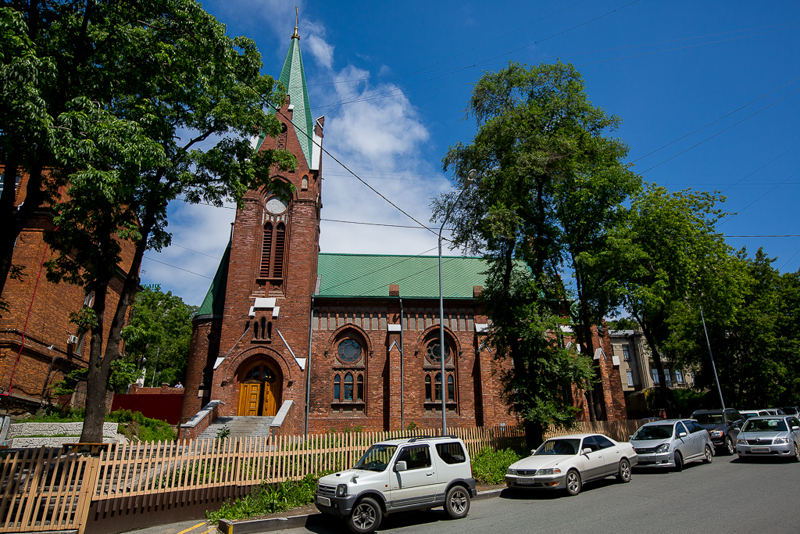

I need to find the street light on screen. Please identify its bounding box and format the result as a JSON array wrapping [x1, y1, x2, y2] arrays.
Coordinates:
[[438, 169, 478, 435]]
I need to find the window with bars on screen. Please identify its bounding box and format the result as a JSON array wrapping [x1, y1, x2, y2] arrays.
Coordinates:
[[260, 222, 286, 279]]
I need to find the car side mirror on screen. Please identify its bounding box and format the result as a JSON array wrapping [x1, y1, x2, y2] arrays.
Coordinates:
[[678, 432, 687, 438], [792, 426, 800, 431], [394, 461, 407, 472], [583, 448, 592, 455], [531, 449, 536, 456]]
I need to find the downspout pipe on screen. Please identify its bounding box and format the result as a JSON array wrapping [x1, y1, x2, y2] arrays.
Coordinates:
[[400, 297, 404, 430], [305, 295, 314, 436]]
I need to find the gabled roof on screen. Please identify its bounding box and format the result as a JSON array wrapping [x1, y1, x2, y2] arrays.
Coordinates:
[[316, 253, 488, 299], [194, 240, 231, 321]]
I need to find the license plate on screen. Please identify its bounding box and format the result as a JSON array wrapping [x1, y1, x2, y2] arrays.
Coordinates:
[[317, 496, 331, 507], [517, 478, 534, 485], [750, 447, 770, 453]]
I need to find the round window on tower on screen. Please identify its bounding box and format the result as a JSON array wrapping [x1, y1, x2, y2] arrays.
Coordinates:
[[265, 197, 288, 215], [337, 338, 362, 364]]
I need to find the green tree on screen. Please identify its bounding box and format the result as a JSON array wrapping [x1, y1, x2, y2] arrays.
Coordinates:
[[122, 285, 196, 388], [435, 62, 635, 446], [595, 184, 740, 416], [667, 249, 800, 408], [3, 0, 296, 442]]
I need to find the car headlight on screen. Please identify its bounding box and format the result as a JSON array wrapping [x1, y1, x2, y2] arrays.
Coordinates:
[[736, 439, 746, 445], [773, 438, 789, 444], [710, 430, 723, 437], [336, 484, 347, 497], [655, 443, 670, 454], [537, 468, 562, 475], [507, 468, 517, 475]]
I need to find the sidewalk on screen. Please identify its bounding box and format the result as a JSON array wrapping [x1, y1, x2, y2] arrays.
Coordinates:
[[120, 486, 506, 534]]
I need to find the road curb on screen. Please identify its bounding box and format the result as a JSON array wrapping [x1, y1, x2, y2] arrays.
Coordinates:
[[217, 487, 504, 533]]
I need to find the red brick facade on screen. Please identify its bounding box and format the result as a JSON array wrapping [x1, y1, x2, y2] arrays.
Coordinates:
[[0, 172, 136, 418]]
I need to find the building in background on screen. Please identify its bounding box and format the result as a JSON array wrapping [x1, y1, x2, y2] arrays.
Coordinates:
[[610, 329, 695, 418]]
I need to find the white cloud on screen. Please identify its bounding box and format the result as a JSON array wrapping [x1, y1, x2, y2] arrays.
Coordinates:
[[141, 19, 462, 306]]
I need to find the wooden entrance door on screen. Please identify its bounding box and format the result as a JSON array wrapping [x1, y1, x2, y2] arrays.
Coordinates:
[[237, 360, 281, 416]]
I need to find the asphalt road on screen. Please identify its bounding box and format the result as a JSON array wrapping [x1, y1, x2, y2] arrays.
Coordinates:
[[283, 454, 799, 534]]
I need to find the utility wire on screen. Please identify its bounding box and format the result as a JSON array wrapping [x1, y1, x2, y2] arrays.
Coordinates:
[[142, 255, 212, 279], [633, 75, 800, 165], [640, 85, 800, 174]]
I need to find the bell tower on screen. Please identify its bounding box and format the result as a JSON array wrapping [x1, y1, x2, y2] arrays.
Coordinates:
[[195, 17, 324, 430]]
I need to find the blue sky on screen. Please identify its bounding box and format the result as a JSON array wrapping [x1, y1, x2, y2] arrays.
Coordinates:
[[141, 0, 800, 306]]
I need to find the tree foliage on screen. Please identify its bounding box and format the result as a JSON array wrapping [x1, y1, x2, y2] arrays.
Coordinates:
[[1, 0, 296, 442], [667, 249, 800, 408], [435, 62, 637, 445], [122, 285, 196, 387]]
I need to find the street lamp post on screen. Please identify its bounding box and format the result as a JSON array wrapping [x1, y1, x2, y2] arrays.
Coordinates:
[[438, 169, 478, 435]]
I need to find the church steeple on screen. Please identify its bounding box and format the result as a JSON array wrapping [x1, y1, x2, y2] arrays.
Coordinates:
[[272, 11, 314, 169]]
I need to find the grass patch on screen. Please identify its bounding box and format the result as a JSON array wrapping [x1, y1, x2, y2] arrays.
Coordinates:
[[107, 409, 176, 442], [206, 472, 329, 524], [472, 447, 522, 484], [20, 407, 86, 423]]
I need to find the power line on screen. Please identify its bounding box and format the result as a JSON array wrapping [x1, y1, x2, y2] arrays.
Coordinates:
[[142, 255, 212, 279], [718, 168, 800, 227], [632, 75, 800, 165], [639, 85, 800, 174]]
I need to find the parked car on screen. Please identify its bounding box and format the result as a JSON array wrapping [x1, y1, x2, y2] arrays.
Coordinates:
[[691, 408, 743, 455], [761, 408, 785, 415], [505, 433, 637, 496], [780, 406, 800, 416], [736, 415, 800, 461], [630, 419, 714, 471], [315, 435, 476, 533], [740, 410, 769, 420]]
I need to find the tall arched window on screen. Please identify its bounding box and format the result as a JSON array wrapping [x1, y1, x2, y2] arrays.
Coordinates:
[[447, 375, 455, 401], [357, 375, 363, 401], [260, 221, 287, 279], [344, 373, 354, 401], [333, 375, 340, 401], [435, 373, 442, 401], [260, 222, 273, 277], [425, 376, 432, 401], [273, 223, 285, 277]]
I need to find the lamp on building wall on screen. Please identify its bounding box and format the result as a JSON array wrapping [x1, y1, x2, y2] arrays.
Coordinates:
[[438, 169, 478, 435]]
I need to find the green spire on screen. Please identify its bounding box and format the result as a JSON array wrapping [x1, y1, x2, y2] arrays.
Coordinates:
[[276, 15, 314, 168]]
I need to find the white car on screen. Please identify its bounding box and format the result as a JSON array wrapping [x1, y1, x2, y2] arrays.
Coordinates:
[[315, 436, 476, 533], [505, 433, 638, 496]]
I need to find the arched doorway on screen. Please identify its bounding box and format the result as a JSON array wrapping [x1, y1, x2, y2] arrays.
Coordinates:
[[237, 359, 281, 416]]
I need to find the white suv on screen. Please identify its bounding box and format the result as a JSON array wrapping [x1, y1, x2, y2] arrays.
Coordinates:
[[315, 435, 477, 533]]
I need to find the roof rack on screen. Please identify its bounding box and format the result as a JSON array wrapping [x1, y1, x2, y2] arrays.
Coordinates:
[[407, 435, 458, 443]]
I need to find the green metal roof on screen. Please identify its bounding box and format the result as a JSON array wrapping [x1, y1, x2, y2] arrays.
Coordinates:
[[316, 253, 489, 299], [194, 241, 231, 320]]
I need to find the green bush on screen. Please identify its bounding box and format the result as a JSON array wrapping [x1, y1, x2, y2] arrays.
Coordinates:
[[206, 472, 329, 523], [107, 409, 176, 442], [471, 447, 521, 485]]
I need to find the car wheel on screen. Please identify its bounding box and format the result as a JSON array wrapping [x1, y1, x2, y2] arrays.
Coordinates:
[[616, 458, 631, 483], [444, 485, 471, 519], [565, 469, 582, 496], [347, 497, 382, 534], [793, 442, 800, 463], [724, 436, 735, 455], [673, 451, 684, 472], [703, 444, 713, 464]]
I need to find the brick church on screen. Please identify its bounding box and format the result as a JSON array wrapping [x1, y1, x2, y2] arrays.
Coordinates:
[[180, 24, 626, 435]]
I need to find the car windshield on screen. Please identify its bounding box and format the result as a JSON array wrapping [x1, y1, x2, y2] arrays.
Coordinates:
[[693, 413, 723, 425], [742, 419, 788, 432], [534, 439, 580, 456], [633, 425, 673, 440], [353, 444, 397, 472]]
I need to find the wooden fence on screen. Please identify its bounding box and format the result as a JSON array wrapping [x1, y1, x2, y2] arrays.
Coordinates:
[[0, 420, 640, 533]]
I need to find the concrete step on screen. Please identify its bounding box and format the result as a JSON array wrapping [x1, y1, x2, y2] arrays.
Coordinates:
[[197, 415, 275, 441]]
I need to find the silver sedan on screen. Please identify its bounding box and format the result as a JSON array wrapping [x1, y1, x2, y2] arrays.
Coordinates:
[[736, 415, 800, 461], [630, 419, 714, 471]]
